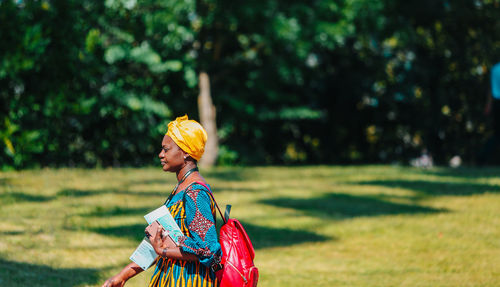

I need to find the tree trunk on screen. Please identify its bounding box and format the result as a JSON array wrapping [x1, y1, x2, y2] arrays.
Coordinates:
[[198, 71, 218, 167]]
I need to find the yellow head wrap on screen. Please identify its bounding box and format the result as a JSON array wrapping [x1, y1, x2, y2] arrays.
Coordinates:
[[166, 115, 207, 161]]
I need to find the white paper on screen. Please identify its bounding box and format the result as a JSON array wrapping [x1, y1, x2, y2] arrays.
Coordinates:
[[144, 205, 169, 225], [129, 237, 158, 270]]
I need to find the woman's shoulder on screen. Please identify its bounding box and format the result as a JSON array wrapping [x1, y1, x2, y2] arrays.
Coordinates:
[[184, 181, 211, 200], [186, 181, 210, 193]]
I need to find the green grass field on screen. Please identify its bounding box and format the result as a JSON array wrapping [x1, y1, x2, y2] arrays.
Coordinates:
[[0, 166, 499, 287]]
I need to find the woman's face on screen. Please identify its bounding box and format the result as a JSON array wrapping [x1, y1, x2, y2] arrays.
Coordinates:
[[158, 135, 186, 172]]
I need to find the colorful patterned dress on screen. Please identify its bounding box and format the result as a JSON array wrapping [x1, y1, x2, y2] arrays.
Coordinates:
[[149, 182, 221, 287]]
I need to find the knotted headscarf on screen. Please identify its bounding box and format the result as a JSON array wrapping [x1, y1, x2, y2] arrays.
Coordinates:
[[166, 115, 207, 161]]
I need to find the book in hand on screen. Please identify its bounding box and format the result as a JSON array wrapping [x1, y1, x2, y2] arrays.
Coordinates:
[[144, 220, 162, 240], [143, 205, 184, 245], [129, 205, 184, 270], [145, 221, 178, 245], [145, 221, 177, 245]]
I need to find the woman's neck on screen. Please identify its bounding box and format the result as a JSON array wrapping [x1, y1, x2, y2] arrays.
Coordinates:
[[176, 162, 197, 182]]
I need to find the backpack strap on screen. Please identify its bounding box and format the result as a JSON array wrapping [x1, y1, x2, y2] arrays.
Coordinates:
[[195, 181, 227, 224], [224, 205, 231, 223]]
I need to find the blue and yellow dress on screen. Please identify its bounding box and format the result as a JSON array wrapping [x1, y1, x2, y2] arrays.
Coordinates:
[[149, 183, 221, 287]]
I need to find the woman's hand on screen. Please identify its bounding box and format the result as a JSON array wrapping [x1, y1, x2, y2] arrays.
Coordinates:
[[150, 225, 179, 256], [101, 274, 126, 287], [148, 225, 198, 262], [101, 263, 143, 287], [150, 225, 168, 255]]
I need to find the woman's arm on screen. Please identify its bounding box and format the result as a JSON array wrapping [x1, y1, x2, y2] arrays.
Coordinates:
[[161, 245, 199, 261], [101, 262, 143, 287], [177, 185, 222, 268]]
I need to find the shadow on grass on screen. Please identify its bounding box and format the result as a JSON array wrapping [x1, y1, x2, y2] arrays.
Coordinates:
[[261, 193, 444, 220], [57, 189, 102, 197], [211, 186, 262, 193], [358, 180, 499, 196], [0, 192, 54, 205], [83, 206, 152, 217], [57, 185, 255, 200], [0, 178, 10, 185], [237, 220, 330, 249], [422, 167, 500, 179], [57, 188, 169, 198], [90, 223, 146, 242], [90, 221, 328, 249], [0, 230, 25, 235], [126, 169, 248, 186], [0, 179, 55, 205], [0, 258, 99, 287]]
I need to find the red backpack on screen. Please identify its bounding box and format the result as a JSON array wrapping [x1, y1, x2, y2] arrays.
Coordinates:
[[196, 182, 259, 287]]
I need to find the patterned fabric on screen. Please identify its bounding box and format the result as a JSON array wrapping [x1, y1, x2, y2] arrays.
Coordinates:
[[149, 183, 221, 287]]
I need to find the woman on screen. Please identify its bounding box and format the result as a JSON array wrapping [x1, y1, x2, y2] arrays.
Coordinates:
[[102, 115, 222, 287]]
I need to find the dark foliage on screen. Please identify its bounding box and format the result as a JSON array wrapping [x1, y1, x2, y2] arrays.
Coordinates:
[[1, 0, 499, 168]]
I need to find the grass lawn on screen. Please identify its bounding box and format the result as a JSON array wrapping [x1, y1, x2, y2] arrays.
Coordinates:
[[0, 166, 499, 286]]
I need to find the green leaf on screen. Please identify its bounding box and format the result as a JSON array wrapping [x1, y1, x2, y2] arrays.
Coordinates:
[[130, 42, 182, 73], [104, 45, 127, 64], [184, 69, 197, 88], [85, 29, 101, 53]]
